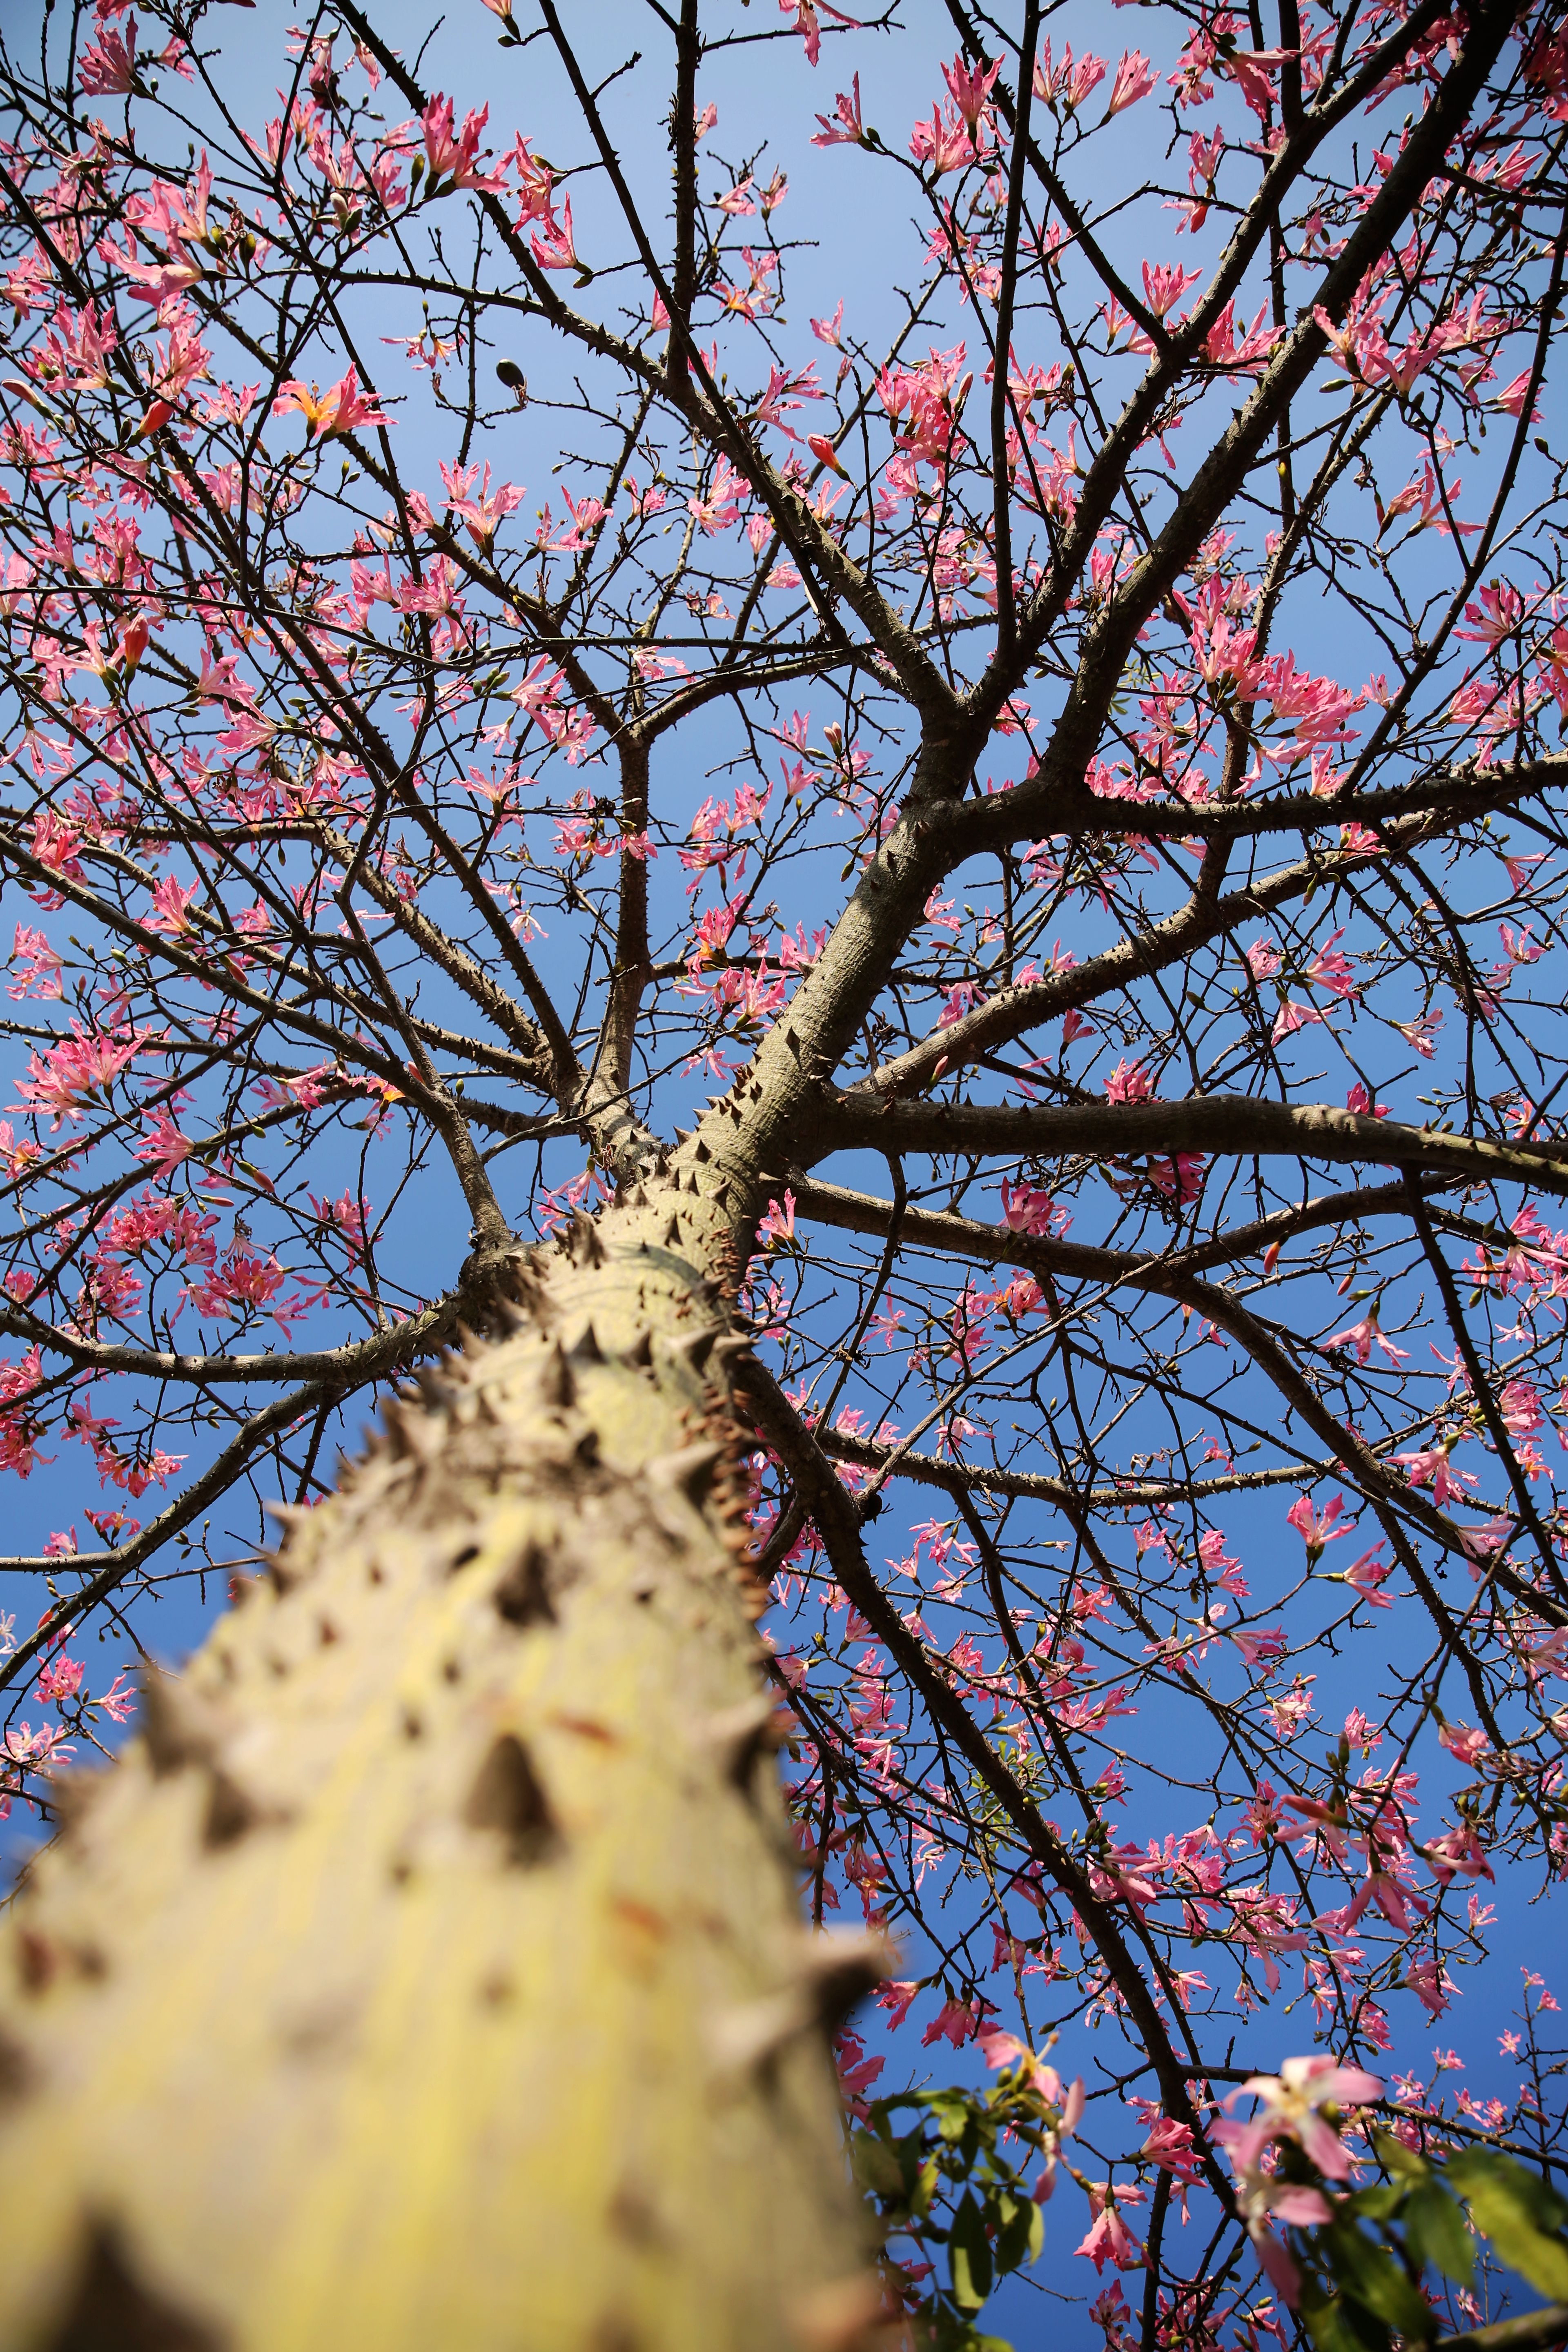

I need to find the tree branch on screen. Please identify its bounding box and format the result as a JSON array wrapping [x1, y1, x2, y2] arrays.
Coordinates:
[[822, 1093, 1568, 1209], [736, 1348, 1235, 2203]]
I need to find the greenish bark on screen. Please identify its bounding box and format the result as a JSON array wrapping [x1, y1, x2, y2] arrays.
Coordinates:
[[0, 1203, 879, 2352]]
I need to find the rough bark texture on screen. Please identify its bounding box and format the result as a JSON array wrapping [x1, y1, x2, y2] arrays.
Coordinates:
[[0, 1193, 878, 2352]]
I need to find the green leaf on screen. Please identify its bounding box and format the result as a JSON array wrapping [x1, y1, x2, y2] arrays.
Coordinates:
[[927, 2312, 1011, 2352], [895, 2129, 929, 2201], [1320, 2220, 1436, 2342], [1446, 2152, 1568, 2300], [927, 2091, 977, 2146], [1350, 2186, 1408, 2222], [1337, 2299, 1397, 2352], [991, 2187, 1041, 2276], [1447, 2150, 1568, 2237], [1401, 2184, 1475, 2288], [1300, 2277, 1392, 2352], [851, 2131, 906, 2200], [1372, 2132, 1431, 2185], [948, 2190, 994, 2312]]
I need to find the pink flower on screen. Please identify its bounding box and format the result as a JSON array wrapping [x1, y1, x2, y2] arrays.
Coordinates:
[[979, 2030, 1073, 2108], [1103, 1058, 1153, 1103], [909, 100, 981, 174], [937, 981, 984, 1029], [2, 1720, 73, 1770], [9, 925, 63, 1002], [1424, 1822, 1493, 1888], [1305, 929, 1359, 998], [1338, 1549, 1394, 1609], [79, 24, 138, 94], [812, 75, 868, 147], [940, 51, 1001, 129], [1272, 999, 1326, 1043], [1202, 299, 1282, 372], [441, 459, 525, 547], [29, 806, 81, 885], [834, 2024, 884, 2115], [1457, 580, 1526, 646], [1000, 1180, 1059, 1237], [95, 1673, 136, 1724], [1075, 2185, 1145, 2273], [1210, 2055, 1383, 2182], [1034, 40, 1107, 112], [1438, 1721, 1489, 1767], [509, 138, 555, 229], [146, 876, 200, 936], [1393, 1443, 1474, 1506], [1141, 260, 1201, 321], [1493, 369, 1541, 421], [96, 230, 202, 310], [875, 1979, 919, 2029], [1321, 1308, 1408, 1368], [1405, 1956, 1454, 2018], [1285, 1491, 1353, 1561], [272, 368, 390, 438], [530, 196, 580, 274], [116, 615, 151, 672], [921, 1993, 982, 2048], [757, 1189, 797, 1247], [1105, 50, 1157, 116], [11, 1021, 153, 1129], [309, 1188, 368, 1248], [778, 0, 861, 71], [1143, 2116, 1202, 2182], [1147, 1152, 1207, 1205], [782, 0, 821, 67], [421, 96, 507, 194], [1234, 2174, 1334, 2306], [36, 1653, 84, 1705], [136, 1112, 191, 1172]]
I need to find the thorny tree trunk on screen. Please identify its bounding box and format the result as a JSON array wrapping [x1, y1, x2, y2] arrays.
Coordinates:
[[0, 1184, 880, 2352]]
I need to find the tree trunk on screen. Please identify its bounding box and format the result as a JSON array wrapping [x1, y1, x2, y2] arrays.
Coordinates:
[[0, 1196, 878, 2352]]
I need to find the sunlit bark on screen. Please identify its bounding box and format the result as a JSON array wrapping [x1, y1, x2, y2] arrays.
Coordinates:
[[0, 1196, 878, 2352]]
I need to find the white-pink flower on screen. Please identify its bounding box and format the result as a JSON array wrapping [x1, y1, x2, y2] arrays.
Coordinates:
[[1211, 2054, 1382, 2181]]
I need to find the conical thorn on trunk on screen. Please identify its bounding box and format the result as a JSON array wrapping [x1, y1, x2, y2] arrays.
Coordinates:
[[567, 1320, 604, 1365], [794, 1930, 898, 2040], [648, 1441, 723, 1505], [567, 1208, 606, 1267], [138, 1673, 225, 1779], [695, 1692, 787, 1794], [667, 1325, 718, 1374]]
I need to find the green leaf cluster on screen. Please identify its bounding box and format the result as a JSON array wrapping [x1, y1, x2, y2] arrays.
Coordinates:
[[853, 2073, 1055, 2352], [1300, 2135, 1568, 2352]]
